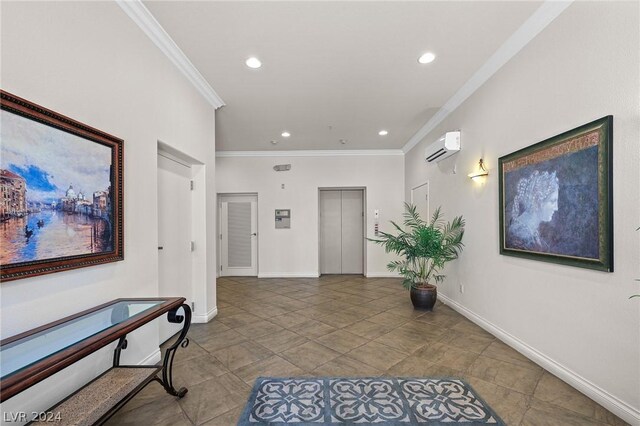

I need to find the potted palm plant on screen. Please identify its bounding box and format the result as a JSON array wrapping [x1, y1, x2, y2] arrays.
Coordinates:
[[370, 203, 465, 310]]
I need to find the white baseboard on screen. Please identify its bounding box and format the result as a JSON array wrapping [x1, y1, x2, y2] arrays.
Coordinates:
[[365, 272, 401, 278], [257, 272, 320, 278], [138, 348, 161, 366], [256, 272, 398, 278], [438, 293, 640, 426], [193, 306, 218, 323]]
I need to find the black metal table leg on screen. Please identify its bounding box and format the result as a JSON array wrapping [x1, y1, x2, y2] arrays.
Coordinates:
[[156, 303, 191, 398], [112, 336, 128, 367]]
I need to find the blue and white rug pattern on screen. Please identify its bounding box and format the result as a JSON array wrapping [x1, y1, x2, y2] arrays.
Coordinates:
[[239, 377, 505, 425]]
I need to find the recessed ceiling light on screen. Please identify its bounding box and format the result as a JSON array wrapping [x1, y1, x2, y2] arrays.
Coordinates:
[[418, 52, 436, 64], [270, 140, 278, 145], [378, 130, 389, 136], [281, 131, 291, 138], [245, 57, 262, 69]]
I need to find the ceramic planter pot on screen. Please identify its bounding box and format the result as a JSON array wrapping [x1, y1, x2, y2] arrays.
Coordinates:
[[410, 284, 437, 310]]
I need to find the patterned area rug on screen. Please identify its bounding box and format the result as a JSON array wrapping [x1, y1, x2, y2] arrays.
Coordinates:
[[238, 377, 505, 425]]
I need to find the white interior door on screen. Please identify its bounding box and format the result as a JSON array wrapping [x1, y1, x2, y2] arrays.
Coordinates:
[[158, 154, 192, 343], [411, 182, 430, 222], [220, 194, 258, 276], [341, 190, 364, 274], [319, 189, 364, 275]]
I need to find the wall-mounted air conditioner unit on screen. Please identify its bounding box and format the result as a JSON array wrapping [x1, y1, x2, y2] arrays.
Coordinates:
[[425, 131, 461, 163]]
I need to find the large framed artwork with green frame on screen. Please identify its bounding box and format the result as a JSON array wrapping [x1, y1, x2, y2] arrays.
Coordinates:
[[498, 116, 613, 272]]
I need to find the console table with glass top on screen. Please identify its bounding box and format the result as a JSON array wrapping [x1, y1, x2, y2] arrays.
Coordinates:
[[0, 297, 192, 425]]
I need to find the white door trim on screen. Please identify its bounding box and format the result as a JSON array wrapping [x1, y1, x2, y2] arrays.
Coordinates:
[[410, 181, 430, 219], [410, 180, 429, 204], [157, 141, 209, 325], [219, 193, 259, 276]]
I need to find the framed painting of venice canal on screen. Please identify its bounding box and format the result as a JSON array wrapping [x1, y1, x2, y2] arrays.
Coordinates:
[[1, 90, 123, 282], [499, 116, 613, 272]]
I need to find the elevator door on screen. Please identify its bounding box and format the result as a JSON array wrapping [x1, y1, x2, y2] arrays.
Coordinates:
[[319, 189, 364, 274]]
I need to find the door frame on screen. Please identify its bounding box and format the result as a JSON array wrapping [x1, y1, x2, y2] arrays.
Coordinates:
[[157, 140, 210, 325], [217, 193, 259, 277], [410, 180, 430, 218], [317, 187, 367, 276]]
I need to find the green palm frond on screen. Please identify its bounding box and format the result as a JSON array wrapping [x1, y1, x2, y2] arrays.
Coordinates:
[[430, 206, 444, 228], [403, 202, 425, 230], [432, 274, 445, 284], [368, 203, 465, 290]]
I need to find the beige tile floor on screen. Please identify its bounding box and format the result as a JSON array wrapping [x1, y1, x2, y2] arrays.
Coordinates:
[[107, 276, 628, 425]]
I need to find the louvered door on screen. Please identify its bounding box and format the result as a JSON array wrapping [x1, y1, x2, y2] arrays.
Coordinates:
[[220, 195, 258, 276]]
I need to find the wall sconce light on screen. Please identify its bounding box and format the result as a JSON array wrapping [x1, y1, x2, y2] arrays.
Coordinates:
[[468, 158, 489, 181]]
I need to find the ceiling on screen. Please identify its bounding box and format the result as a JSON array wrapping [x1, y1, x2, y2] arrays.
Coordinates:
[[144, 1, 542, 152]]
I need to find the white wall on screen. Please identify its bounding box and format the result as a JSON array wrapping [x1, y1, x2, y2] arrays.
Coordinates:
[[216, 154, 405, 277], [0, 1, 216, 420], [405, 2, 639, 423]]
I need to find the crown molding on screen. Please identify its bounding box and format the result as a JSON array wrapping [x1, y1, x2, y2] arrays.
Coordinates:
[[216, 149, 404, 158], [402, 0, 572, 154], [116, 0, 225, 109]]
